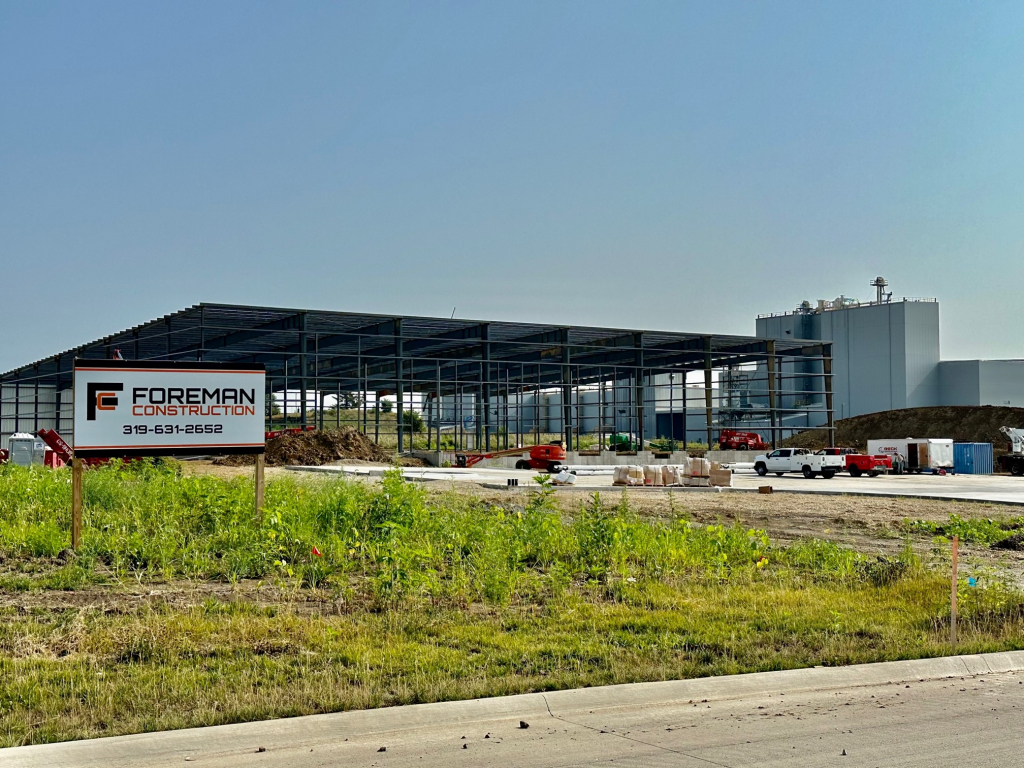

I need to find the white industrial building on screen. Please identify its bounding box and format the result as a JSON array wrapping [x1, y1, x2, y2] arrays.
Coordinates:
[[756, 277, 1024, 422]]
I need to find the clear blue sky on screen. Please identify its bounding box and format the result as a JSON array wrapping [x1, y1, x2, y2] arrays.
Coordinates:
[[3, 0, 1023, 372]]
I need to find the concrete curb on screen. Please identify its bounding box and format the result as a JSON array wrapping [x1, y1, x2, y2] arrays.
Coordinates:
[[4, 651, 1023, 766]]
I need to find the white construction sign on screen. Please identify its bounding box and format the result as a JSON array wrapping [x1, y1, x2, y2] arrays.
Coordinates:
[[73, 360, 266, 457]]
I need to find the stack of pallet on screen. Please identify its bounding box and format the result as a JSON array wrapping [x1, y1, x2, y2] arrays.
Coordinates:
[[688, 457, 711, 487], [609, 458, 731, 488]]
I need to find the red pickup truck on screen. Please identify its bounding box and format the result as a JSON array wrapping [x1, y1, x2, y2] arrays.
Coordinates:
[[818, 447, 893, 477]]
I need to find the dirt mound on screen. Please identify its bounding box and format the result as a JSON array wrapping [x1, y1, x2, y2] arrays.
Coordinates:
[[215, 428, 392, 467], [992, 533, 1024, 551], [782, 405, 1024, 454]]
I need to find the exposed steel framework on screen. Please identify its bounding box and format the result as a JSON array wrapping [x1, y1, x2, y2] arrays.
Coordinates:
[[1, 303, 835, 452]]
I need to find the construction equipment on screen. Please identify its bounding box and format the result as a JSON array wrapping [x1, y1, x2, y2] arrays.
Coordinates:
[[607, 433, 639, 452], [718, 429, 770, 451], [37, 428, 115, 467], [37, 428, 72, 467], [456, 442, 567, 473], [998, 427, 1024, 476]]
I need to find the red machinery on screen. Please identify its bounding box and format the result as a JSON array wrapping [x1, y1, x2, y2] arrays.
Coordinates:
[[36, 428, 118, 467], [456, 442, 567, 473], [37, 429, 71, 467], [0, 449, 8, 465], [718, 430, 770, 451]]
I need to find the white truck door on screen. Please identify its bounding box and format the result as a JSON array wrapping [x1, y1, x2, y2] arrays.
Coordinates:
[[767, 449, 791, 472]]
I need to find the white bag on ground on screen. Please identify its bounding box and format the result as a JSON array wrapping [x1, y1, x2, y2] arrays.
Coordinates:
[[627, 465, 645, 486], [553, 470, 577, 485]]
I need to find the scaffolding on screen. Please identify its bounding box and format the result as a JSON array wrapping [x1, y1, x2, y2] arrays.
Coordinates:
[[1, 304, 835, 452]]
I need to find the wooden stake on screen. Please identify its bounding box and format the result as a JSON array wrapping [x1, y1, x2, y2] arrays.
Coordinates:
[[71, 457, 83, 550], [950, 534, 959, 649], [255, 453, 265, 519]]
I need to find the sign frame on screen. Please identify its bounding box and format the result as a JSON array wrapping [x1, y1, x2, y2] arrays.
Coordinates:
[[72, 358, 267, 459]]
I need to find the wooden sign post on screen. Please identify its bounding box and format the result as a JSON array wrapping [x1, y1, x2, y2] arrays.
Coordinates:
[[950, 534, 959, 649], [255, 454, 265, 519], [71, 457, 83, 550]]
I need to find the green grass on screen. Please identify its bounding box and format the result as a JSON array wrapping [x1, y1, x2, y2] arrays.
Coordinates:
[[1, 463, 1023, 747], [905, 513, 1024, 545]]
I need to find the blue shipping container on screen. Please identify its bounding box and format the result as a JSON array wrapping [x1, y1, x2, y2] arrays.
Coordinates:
[[953, 443, 994, 475]]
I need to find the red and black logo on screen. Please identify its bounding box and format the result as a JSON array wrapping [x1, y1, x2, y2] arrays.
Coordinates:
[[86, 382, 123, 420]]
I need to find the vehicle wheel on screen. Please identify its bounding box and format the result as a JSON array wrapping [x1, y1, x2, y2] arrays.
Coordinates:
[[515, 460, 530, 470], [755, 463, 767, 476], [869, 470, 880, 477], [802, 466, 816, 479], [547, 462, 561, 474], [738, 444, 749, 451], [822, 470, 835, 479], [849, 465, 862, 478], [775, 472, 785, 477], [1012, 461, 1024, 477]]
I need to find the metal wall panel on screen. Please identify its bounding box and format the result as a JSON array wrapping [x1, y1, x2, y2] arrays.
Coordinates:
[[977, 361, 1024, 407], [938, 361, 981, 406], [903, 301, 941, 408]]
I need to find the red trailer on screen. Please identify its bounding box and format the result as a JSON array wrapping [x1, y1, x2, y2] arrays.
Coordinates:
[[817, 447, 892, 477]]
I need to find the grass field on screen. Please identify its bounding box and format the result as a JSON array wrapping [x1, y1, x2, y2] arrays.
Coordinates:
[[1, 462, 1023, 747]]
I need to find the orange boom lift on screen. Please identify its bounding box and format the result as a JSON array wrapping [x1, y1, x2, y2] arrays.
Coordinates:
[[455, 442, 567, 473]]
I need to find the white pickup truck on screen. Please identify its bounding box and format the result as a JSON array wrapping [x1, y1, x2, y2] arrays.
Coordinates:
[[753, 448, 843, 479]]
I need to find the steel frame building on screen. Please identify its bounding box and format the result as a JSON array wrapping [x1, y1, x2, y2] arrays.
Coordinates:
[[1, 303, 835, 452]]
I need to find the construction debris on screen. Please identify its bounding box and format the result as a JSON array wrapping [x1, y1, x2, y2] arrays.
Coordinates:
[[215, 427, 392, 467]]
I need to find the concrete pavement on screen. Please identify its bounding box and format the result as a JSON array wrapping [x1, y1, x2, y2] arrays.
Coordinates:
[[6, 652, 1024, 767], [291, 463, 1024, 505]]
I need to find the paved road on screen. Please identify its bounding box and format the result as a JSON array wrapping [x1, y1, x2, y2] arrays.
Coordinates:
[[7, 654, 1024, 768], [296, 464, 1024, 505]]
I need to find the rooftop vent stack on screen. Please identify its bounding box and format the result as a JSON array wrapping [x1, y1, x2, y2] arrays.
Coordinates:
[[870, 276, 889, 304]]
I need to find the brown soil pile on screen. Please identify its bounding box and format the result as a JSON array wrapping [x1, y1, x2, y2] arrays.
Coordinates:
[[992, 533, 1024, 552], [215, 428, 392, 467], [782, 405, 1024, 455]]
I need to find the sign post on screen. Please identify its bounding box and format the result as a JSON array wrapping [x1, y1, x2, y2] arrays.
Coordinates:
[[71, 359, 267, 548], [255, 453, 265, 519], [71, 457, 83, 549], [950, 534, 959, 649]]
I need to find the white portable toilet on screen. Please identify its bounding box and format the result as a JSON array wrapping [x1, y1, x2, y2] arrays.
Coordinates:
[[8, 433, 46, 467]]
